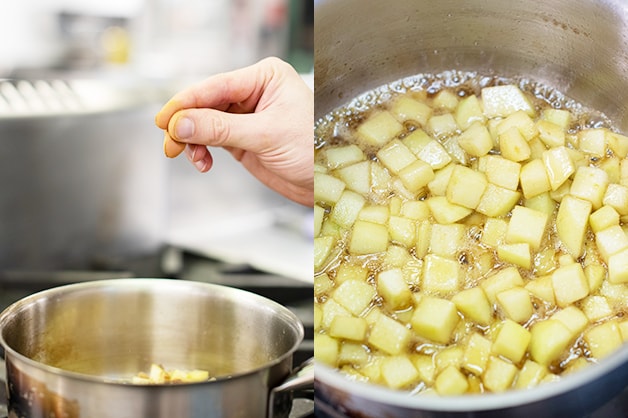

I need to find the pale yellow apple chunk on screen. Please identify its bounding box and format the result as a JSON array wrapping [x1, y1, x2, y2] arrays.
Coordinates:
[[481, 266, 524, 303], [421, 254, 461, 295], [525, 275, 556, 304], [496, 287, 534, 323], [497, 243, 531, 269], [550, 306, 589, 339], [435, 366, 469, 395], [338, 343, 369, 366], [377, 268, 413, 310], [451, 287, 493, 326], [357, 110, 404, 146], [482, 356, 518, 392], [398, 159, 435, 192], [358, 204, 389, 225], [429, 223, 465, 258], [481, 85, 535, 118], [541, 108, 572, 130], [417, 140, 453, 169], [329, 316, 368, 341], [581, 295, 614, 322], [457, 121, 493, 157], [595, 225, 628, 262], [589, 205, 620, 233], [411, 296, 460, 344], [349, 220, 389, 255], [377, 139, 417, 174], [536, 119, 565, 148], [477, 184, 521, 217], [603, 183, 628, 215], [315, 334, 340, 366], [413, 354, 436, 385], [607, 131, 628, 158], [608, 247, 628, 284], [426, 196, 473, 224], [578, 128, 607, 157], [515, 360, 548, 390], [381, 356, 420, 389], [569, 166, 609, 209], [330, 190, 366, 229], [551, 263, 590, 308], [332, 279, 376, 316], [496, 110, 538, 140], [556, 195, 592, 258], [481, 218, 508, 247], [529, 319, 572, 365], [446, 165, 488, 209], [325, 144, 365, 169], [391, 96, 432, 126], [314, 205, 325, 237], [499, 126, 531, 162], [388, 215, 415, 248], [481, 155, 522, 191], [584, 321, 624, 360], [492, 319, 531, 363], [368, 314, 412, 355], [543, 146, 575, 191], [462, 333, 492, 375], [314, 172, 346, 203], [336, 161, 371, 195], [427, 113, 459, 137], [455, 94, 485, 130], [314, 236, 336, 272], [520, 158, 552, 199], [506, 205, 549, 251]]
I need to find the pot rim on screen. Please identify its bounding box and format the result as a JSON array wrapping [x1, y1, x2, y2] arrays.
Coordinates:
[[0, 278, 305, 387], [315, 343, 628, 411]]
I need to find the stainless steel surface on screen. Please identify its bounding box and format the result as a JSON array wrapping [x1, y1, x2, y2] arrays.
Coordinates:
[[0, 278, 308, 418], [314, 0, 628, 416], [0, 80, 166, 270]]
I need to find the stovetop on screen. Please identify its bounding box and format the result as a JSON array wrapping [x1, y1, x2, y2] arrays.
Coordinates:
[[0, 246, 314, 418]]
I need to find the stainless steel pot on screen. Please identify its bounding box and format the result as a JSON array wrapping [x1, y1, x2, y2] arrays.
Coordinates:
[[0, 278, 313, 418], [314, 0, 628, 416]]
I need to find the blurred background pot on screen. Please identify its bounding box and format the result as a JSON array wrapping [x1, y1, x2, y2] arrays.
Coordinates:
[[314, 0, 628, 416]]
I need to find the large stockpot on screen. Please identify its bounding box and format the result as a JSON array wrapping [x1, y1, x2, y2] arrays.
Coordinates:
[[0, 278, 312, 418], [314, 0, 628, 417]]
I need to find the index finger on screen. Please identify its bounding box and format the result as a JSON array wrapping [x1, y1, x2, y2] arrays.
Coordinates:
[[154, 60, 274, 130]]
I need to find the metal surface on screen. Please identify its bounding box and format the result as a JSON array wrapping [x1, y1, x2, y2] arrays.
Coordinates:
[[0, 79, 166, 270], [314, 0, 628, 416], [0, 278, 308, 418]]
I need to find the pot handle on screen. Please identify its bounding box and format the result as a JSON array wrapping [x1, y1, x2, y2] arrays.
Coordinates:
[[268, 357, 314, 418]]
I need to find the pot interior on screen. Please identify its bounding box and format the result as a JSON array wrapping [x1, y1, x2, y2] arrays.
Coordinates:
[[0, 279, 303, 382]]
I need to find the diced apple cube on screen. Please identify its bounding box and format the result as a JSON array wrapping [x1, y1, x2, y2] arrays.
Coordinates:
[[399, 159, 435, 192], [338, 342, 369, 366], [595, 225, 628, 262], [499, 126, 531, 162], [330, 190, 366, 228], [401, 200, 430, 220], [377, 268, 413, 310], [336, 161, 371, 195], [421, 254, 461, 295], [381, 356, 420, 389], [451, 287, 493, 326], [349, 220, 389, 255], [481, 267, 524, 303], [415, 220, 432, 259], [543, 146, 575, 191], [429, 223, 465, 258], [417, 140, 453, 169], [332, 279, 376, 316], [428, 163, 456, 196], [578, 128, 607, 157], [603, 183, 628, 215], [556, 195, 592, 258], [550, 306, 589, 338], [358, 204, 389, 224], [446, 165, 488, 209], [481, 218, 508, 247], [462, 333, 492, 375], [335, 263, 369, 285], [496, 287, 534, 323], [585, 264, 606, 293], [325, 144, 365, 169], [433, 90, 460, 111], [551, 263, 590, 308], [523, 192, 556, 216], [589, 205, 620, 233], [455, 95, 486, 130], [520, 158, 552, 198], [427, 113, 459, 137], [435, 366, 469, 395], [314, 334, 339, 366], [515, 360, 548, 389], [413, 354, 436, 385], [481, 85, 535, 118], [314, 236, 336, 272], [584, 321, 623, 360], [457, 121, 493, 157], [529, 319, 572, 365], [483, 356, 518, 392], [384, 245, 415, 271], [619, 320, 628, 341], [391, 96, 432, 126], [411, 296, 460, 344], [314, 273, 333, 298], [569, 166, 609, 209], [506, 205, 549, 250], [357, 110, 404, 146], [497, 243, 531, 269], [388, 215, 416, 248], [497, 110, 538, 140], [482, 155, 522, 191], [525, 275, 556, 304], [370, 159, 392, 198], [368, 314, 412, 355], [581, 295, 614, 322], [549, 178, 572, 202], [492, 319, 531, 363], [607, 131, 628, 158], [608, 247, 628, 284], [434, 346, 464, 374], [426, 196, 473, 224], [536, 119, 565, 148], [321, 299, 351, 329], [329, 316, 368, 341], [376, 139, 417, 174], [314, 172, 346, 203], [314, 205, 325, 237], [542, 108, 571, 130]]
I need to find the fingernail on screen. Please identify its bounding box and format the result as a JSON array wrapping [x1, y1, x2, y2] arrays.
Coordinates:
[[175, 117, 194, 139], [194, 159, 207, 172]]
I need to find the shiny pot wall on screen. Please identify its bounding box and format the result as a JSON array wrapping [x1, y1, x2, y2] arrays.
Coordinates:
[[314, 0, 628, 416], [0, 80, 166, 271], [0, 279, 307, 418]]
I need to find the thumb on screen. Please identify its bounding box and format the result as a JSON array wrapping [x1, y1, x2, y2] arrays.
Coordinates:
[[167, 108, 270, 153]]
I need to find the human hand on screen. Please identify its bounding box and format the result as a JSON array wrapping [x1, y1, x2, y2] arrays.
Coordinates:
[[155, 57, 314, 207]]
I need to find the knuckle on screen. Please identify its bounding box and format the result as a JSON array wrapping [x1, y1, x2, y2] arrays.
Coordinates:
[[207, 114, 231, 145]]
